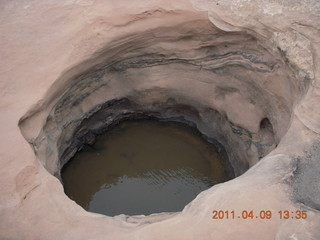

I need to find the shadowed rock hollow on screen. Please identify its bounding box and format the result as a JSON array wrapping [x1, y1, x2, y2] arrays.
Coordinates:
[[19, 20, 299, 179], [1, 0, 320, 239]]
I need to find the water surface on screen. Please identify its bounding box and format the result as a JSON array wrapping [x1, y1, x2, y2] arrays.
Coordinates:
[[62, 120, 228, 216]]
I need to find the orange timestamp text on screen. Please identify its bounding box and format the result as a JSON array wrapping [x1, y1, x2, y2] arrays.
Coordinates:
[[212, 210, 308, 220]]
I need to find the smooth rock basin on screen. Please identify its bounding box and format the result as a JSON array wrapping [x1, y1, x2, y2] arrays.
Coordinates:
[[1, 0, 320, 240]]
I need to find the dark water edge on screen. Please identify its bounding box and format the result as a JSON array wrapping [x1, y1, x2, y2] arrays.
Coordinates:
[[62, 119, 229, 216]]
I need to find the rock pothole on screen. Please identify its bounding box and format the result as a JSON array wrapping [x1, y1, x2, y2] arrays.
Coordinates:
[[19, 19, 301, 216]]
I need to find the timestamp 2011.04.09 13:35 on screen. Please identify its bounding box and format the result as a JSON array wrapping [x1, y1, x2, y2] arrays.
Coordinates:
[[211, 210, 308, 220]]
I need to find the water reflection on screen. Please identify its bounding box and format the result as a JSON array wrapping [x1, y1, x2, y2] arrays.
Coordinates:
[[62, 120, 229, 216]]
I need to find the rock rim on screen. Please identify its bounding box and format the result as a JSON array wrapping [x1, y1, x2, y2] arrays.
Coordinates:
[[0, 0, 320, 239]]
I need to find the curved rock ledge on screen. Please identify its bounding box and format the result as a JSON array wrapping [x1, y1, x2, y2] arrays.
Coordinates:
[[1, 0, 320, 239], [19, 19, 298, 179]]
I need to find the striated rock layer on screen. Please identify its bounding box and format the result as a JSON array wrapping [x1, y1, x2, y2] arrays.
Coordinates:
[[0, 0, 319, 239]]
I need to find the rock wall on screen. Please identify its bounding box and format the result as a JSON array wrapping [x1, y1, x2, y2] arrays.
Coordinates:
[[0, 0, 320, 239], [19, 18, 298, 179]]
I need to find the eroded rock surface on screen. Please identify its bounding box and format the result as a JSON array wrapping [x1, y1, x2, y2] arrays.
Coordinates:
[[0, 0, 320, 239]]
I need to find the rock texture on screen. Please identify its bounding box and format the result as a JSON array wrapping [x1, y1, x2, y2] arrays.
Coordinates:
[[0, 0, 320, 240]]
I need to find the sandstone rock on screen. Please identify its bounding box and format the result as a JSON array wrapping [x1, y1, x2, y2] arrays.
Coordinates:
[[0, 0, 320, 239]]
